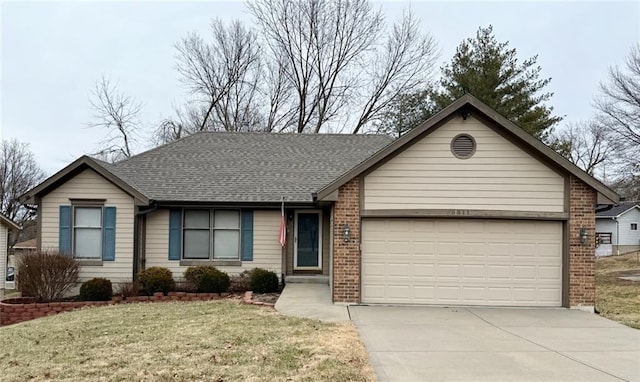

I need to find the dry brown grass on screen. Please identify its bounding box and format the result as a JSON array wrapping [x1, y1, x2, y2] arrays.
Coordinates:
[[596, 252, 640, 329], [0, 300, 375, 381]]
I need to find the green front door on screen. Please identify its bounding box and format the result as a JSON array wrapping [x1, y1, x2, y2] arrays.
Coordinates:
[[295, 211, 321, 269]]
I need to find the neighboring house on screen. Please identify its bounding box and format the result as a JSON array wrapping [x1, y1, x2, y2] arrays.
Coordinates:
[[0, 213, 21, 291], [20, 95, 619, 311], [9, 238, 37, 269], [596, 202, 640, 256]]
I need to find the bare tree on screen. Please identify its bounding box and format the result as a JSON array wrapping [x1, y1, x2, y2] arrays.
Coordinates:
[[263, 59, 296, 132], [353, 11, 438, 133], [89, 76, 141, 162], [551, 121, 616, 177], [596, 43, 640, 145], [0, 139, 46, 244], [174, 19, 262, 133], [595, 44, 640, 199], [249, 0, 438, 134]]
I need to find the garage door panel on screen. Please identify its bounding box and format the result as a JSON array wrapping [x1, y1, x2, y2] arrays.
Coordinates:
[[437, 241, 460, 255], [487, 265, 511, 279], [362, 262, 386, 276], [512, 265, 537, 280], [412, 241, 435, 255], [412, 264, 435, 277], [462, 264, 486, 278], [362, 219, 562, 307], [462, 287, 486, 301], [363, 240, 386, 253], [437, 286, 461, 300], [437, 220, 462, 233], [388, 263, 411, 276], [487, 287, 511, 302], [539, 288, 562, 303], [412, 286, 435, 299], [539, 265, 562, 279]]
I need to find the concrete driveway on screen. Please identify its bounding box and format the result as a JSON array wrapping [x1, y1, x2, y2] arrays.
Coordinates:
[[350, 306, 640, 382]]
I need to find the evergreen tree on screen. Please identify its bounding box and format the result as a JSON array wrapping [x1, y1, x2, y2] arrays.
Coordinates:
[[376, 90, 436, 138], [433, 25, 562, 139]]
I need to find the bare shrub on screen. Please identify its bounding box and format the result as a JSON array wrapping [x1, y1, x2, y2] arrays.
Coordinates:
[[16, 251, 80, 302], [114, 281, 142, 299], [229, 269, 253, 293]]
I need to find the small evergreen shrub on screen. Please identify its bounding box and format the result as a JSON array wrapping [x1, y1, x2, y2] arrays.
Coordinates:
[[79, 278, 113, 301], [138, 267, 175, 295], [250, 268, 279, 293], [184, 266, 230, 293]]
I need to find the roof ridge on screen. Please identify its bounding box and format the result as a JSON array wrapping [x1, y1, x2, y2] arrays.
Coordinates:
[[183, 131, 390, 137], [114, 131, 392, 166]]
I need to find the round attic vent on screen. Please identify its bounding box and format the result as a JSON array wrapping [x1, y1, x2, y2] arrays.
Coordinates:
[[451, 134, 476, 159]]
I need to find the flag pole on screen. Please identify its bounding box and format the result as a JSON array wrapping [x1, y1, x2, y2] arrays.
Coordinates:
[[279, 196, 286, 247]]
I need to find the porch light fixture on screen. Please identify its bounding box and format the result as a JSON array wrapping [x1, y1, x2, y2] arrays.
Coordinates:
[[580, 227, 589, 245], [342, 224, 351, 243]]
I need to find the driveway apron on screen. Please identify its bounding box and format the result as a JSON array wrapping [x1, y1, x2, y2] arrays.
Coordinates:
[[350, 306, 640, 382]]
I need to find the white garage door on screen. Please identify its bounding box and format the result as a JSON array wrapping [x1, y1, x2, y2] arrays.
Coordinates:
[[361, 219, 563, 306]]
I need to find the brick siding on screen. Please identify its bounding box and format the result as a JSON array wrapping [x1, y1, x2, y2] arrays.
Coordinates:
[[332, 178, 361, 303], [568, 176, 597, 308]]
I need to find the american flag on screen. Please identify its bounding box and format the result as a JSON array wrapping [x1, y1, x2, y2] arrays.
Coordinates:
[[279, 197, 286, 247]]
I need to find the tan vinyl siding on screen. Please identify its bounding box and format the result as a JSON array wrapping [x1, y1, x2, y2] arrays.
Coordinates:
[[145, 209, 282, 279], [0, 224, 6, 289], [364, 115, 565, 212], [40, 169, 135, 283]]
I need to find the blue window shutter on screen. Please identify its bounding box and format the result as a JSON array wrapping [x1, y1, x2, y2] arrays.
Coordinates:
[[59, 206, 72, 255], [241, 210, 253, 261], [168, 209, 182, 260], [102, 207, 116, 261]]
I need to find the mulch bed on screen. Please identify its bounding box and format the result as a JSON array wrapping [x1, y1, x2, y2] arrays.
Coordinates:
[[251, 293, 280, 304]]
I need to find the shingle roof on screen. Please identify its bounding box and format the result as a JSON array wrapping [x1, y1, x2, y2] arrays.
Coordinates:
[[107, 132, 393, 203], [596, 202, 640, 218], [0, 211, 20, 229]]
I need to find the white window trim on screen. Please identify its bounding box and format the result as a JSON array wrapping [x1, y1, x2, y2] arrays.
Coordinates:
[[631, 222, 638, 231]]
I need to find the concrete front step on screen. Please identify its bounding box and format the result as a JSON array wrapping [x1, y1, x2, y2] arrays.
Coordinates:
[[285, 275, 329, 284]]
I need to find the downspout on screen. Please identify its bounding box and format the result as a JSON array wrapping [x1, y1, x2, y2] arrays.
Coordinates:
[[615, 217, 620, 256], [133, 204, 158, 279]]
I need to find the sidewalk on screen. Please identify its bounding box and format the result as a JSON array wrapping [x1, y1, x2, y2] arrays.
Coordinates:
[[274, 283, 350, 322]]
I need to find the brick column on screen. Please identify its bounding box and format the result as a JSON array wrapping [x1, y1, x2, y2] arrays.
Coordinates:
[[568, 176, 597, 309], [332, 177, 361, 303]]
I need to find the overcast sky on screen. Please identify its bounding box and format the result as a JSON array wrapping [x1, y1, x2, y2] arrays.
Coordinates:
[[2, 1, 639, 175]]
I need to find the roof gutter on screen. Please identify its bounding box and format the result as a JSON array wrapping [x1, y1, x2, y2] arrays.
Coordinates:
[[596, 204, 615, 214], [136, 203, 158, 216]]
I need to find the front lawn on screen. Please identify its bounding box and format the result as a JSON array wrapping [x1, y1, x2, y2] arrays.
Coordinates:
[[596, 252, 640, 329], [0, 301, 374, 381]]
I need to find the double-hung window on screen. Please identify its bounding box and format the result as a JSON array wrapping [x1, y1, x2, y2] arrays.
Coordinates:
[[183, 209, 240, 260], [73, 207, 103, 259], [59, 203, 116, 261]]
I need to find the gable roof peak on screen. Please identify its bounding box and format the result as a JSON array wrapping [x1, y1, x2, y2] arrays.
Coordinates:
[[317, 94, 620, 204]]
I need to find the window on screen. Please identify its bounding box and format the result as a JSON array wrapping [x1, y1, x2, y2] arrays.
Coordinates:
[[183, 209, 240, 260], [632, 223, 638, 231], [596, 232, 612, 245], [73, 207, 102, 259]]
